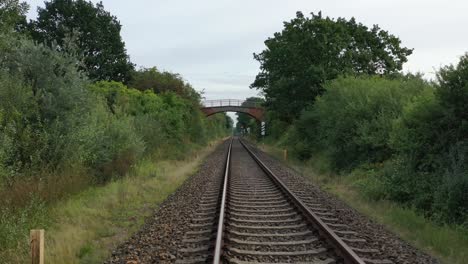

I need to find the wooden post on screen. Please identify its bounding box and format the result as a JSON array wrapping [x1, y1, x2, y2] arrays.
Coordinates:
[[283, 149, 288, 161], [30, 229, 44, 264]]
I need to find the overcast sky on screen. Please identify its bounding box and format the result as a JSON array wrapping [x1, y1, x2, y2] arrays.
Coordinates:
[[26, 0, 468, 102]]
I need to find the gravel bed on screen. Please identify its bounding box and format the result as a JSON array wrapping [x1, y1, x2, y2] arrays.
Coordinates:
[[105, 141, 229, 264], [247, 141, 440, 264], [224, 140, 340, 263], [105, 138, 440, 264]]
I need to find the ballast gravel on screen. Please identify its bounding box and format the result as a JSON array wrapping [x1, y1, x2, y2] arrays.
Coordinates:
[[106, 139, 440, 264], [105, 141, 228, 264], [247, 141, 440, 264]]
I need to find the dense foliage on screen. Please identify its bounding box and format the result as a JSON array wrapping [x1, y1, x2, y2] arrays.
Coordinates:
[[0, 2, 231, 256], [272, 71, 467, 225], [30, 0, 134, 83], [289, 76, 430, 168], [0, 0, 230, 217], [129, 67, 201, 101], [252, 12, 412, 122], [387, 55, 468, 224], [0, 33, 104, 181], [235, 97, 264, 135], [0, 0, 28, 32], [252, 11, 467, 226], [89, 81, 227, 155], [0, 33, 229, 186]]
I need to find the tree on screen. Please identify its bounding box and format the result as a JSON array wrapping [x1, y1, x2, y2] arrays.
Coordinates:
[[30, 0, 134, 83], [437, 53, 468, 130], [225, 114, 233, 131], [0, 0, 28, 32], [129, 67, 201, 102], [251, 11, 413, 122], [236, 97, 264, 135], [386, 54, 468, 224]]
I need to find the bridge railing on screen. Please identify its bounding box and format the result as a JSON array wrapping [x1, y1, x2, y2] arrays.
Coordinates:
[[202, 99, 262, 108]]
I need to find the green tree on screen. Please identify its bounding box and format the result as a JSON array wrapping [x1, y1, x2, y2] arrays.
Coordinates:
[[293, 76, 429, 168], [225, 115, 233, 131], [129, 67, 201, 102], [391, 54, 468, 175], [0, 33, 145, 184], [252, 11, 413, 122], [236, 97, 264, 135], [30, 0, 134, 83], [0, 0, 28, 32], [436, 53, 468, 138], [384, 55, 468, 223]]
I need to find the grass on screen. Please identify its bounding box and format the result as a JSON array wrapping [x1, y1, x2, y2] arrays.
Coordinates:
[[259, 143, 468, 264], [0, 140, 222, 263]]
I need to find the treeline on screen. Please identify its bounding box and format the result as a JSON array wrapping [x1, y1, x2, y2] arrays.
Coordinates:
[[250, 12, 467, 225], [0, 0, 230, 211]]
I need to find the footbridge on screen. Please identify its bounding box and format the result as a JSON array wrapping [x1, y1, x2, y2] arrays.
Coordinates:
[[201, 99, 265, 121]]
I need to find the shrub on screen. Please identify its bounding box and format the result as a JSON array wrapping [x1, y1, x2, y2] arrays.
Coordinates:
[[291, 75, 431, 171], [389, 90, 443, 172], [433, 142, 468, 224], [0, 71, 42, 183], [0, 34, 93, 178], [388, 54, 468, 224], [349, 166, 384, 201], [82, 114, 144, 182], [0, 35, 146, 184], [88, 81, 230, 158], [0, 31, 230, 258]]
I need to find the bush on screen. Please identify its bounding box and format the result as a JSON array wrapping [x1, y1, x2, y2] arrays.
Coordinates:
[[389, 91, 443, 171], [264, 52, 468, 226], [0, 35, 145, 184], [290, 75, 431, 170], [0, 71, 41, 183], [388, 54, 468, 224], [276, 72, 468, 224], [88, 81, 221, 153], [0, 20, 231, 259], [0, 33, 229, 189], [434, 142, 468, 224], [0, 34, 92, 178]]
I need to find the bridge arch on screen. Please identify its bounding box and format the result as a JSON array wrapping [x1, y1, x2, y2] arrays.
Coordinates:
[[200, 99, 265, 121]]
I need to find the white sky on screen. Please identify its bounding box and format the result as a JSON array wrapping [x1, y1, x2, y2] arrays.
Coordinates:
[[26, 0, 468, 121]]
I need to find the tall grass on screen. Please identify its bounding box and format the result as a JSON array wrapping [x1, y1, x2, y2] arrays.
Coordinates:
[[0, 140, 222, 263]]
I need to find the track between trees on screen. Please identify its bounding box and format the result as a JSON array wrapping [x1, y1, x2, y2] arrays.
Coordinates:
[[177, 138, 393, 264]]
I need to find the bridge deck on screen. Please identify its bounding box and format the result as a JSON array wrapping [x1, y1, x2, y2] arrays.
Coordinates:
[[202, 99, 262, 108], [201, 99, 264, 121]]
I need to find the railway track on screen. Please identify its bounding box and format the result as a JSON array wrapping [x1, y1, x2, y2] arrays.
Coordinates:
[[177, 138, 392, 264]]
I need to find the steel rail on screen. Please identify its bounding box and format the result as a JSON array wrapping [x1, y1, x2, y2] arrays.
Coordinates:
[[212, 138, 232, 264], [238, 139, 366, 264]]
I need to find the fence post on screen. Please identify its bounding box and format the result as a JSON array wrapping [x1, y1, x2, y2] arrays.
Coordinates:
[[30, 229, 44, 264], [283, 149, 288, 161]]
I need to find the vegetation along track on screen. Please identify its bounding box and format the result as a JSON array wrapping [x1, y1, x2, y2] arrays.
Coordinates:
[[177, 138, 392, 264]]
